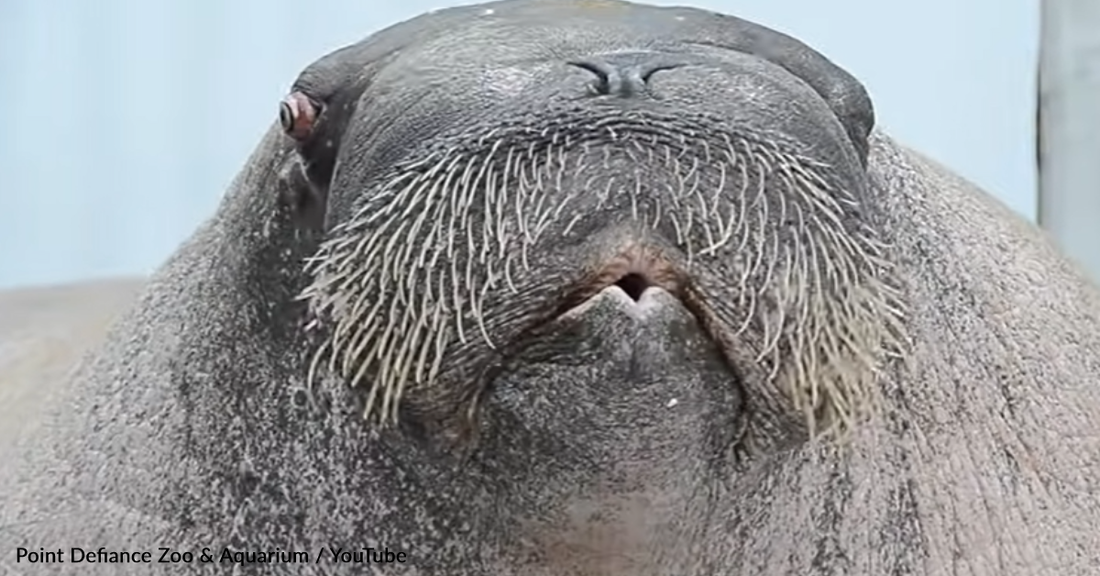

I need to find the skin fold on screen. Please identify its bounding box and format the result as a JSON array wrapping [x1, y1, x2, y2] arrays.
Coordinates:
[[2, 1, 1099, 575]]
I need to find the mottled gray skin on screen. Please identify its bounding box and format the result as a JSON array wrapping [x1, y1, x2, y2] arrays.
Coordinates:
[[4, 1, 1100, 575]]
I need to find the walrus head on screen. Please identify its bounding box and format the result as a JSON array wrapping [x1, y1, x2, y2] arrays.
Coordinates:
[[283, 0, 906, 457]]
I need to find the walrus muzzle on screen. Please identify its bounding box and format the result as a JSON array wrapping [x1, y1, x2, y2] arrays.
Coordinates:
[[298, 83, 904, 449]]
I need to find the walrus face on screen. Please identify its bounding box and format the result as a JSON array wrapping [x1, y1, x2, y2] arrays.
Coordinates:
[[290, 2, 904, 468]]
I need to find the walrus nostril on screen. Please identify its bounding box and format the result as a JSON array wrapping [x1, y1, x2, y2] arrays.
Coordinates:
[[568, 54, 684, 98], [568, 59, 624, 96], [614, 273, 652, 302]]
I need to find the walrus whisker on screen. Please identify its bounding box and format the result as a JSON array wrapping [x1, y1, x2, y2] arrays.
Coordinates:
[[299, 110, 905, 437]]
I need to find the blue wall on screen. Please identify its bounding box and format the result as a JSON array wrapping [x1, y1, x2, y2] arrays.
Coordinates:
[[0, 0, 1038, 288]]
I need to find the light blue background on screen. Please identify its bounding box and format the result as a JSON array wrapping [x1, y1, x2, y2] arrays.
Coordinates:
[[0, 0, 1038, 289]]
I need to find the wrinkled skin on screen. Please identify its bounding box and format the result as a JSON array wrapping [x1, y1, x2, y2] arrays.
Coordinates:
[[3, 1, 1100, 575]]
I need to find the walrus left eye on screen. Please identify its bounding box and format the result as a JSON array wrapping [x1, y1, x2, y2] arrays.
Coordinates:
[[279, 92, 320, 141]]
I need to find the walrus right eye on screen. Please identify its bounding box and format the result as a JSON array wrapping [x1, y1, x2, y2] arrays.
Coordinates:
[[279, 92, 320, 141]]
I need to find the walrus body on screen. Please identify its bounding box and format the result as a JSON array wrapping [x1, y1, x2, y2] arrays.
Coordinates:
[[3, 1, 1100, 575]]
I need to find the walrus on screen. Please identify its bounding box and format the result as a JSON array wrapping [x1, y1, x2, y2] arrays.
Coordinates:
[[3, 1, 1100, 574]]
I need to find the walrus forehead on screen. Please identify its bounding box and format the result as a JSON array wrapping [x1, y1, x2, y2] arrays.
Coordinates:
[[365, 26, 839, 128], [303, 1, 870, 224], [335, 49, 857, 188]]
